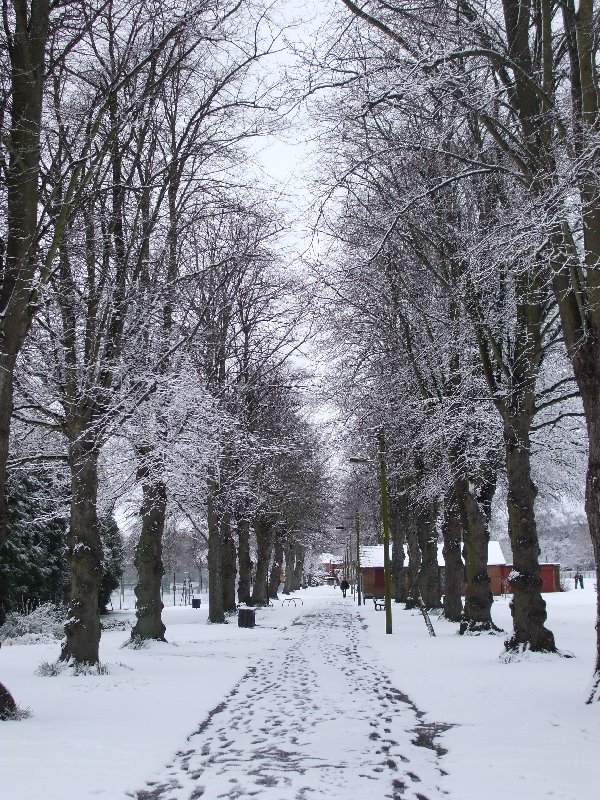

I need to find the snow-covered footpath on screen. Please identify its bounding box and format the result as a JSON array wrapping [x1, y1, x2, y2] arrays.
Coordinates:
[[1, 585, 599, 800]]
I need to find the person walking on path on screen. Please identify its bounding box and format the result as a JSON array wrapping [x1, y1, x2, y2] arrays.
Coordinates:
[[340, 578, 350, 598]]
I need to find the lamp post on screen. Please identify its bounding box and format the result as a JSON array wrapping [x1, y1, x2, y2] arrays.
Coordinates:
[[350, 427, 392, 634], [346, 466, 363, 606], [355, 508, 362, 606], [377, 428, 392, 634]]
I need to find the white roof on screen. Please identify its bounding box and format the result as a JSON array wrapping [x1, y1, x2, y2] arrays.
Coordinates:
[[360, 541, 506, 568], [487, 541, 506, 565], [320, 553, 337, 564]]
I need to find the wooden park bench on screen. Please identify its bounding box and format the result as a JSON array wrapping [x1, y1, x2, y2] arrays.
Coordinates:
[[363, 594, 385, 610], [281, 597, 304, 607]]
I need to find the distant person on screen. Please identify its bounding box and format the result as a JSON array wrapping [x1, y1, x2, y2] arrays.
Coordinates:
[[340, 578, 350, 598], [574, 571, 584, 589]]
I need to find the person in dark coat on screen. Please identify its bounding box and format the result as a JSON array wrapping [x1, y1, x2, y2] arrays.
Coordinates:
[[340, 578, 350, 598]]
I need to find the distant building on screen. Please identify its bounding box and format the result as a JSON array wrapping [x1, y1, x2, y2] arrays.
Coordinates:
[[320, 553, 340, 575], [359, 542, 560, 597]]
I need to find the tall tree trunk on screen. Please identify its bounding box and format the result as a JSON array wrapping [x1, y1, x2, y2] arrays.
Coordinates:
[[268, 537, 284, 599], [442, 491, 463, 622], [555, 286, 600, 698], [504, 417, 555, 652], [206, 474, 224, 623], [457, 479, 497, 634], [416, 501, 441, 609], [0, 370, 15, 627], [250, 516, 274, 606], [60, 428, 102, 664], [453, 469, 498, 634], [0, 367, 15, 631], [476, 451, 499, 526], [131, 469, 167, 642], [0, 0, 50, 717], [0, 0, 49, 544], [565, 4, 600, 696], [221, 514, 237, 613], [405, 520, 421, 610], [390, 495, 407, 603], [236, 515, 252, 605], [283, 541, 295, 594], [581, 374, 600, 700], [292, 545, 305, 590], [292, 544, 306, 591]]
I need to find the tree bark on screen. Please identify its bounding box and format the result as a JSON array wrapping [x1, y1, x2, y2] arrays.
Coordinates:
[[131, 473, 167, 642], [553, 9, 600, 695], [504, 417, 556, 652], [268, 537, 284, 599], [390, 495, 407, 603], [206, 474, 224, 623], [0, 0, 50, 717], [454, 474, 498, 634], [416, 501, 441, 609], [442, 492, 463, 622], [581, 372, 600, 700], [236, 515, 252, 605], [0, 368, 15, 629], [292, 545, 305, 590], [250, 516, 274, 606], [60, 428, 102, 664], [0, 0, 49, 541], [0, 370, 15, 619], [404, 520, 421, 610], [221, 513, 237, 613], [553, 268, 600, 697], [283, 541, 295, 594]]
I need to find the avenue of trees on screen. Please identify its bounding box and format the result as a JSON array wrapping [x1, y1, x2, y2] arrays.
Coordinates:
[[0, 0, 330, 719], [308, 0, 600, 703], [2, 0, 600, 720]]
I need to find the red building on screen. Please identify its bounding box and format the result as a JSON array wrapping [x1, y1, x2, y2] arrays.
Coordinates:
[[359, 543, 561, 597], [489, 563, 561, 595]]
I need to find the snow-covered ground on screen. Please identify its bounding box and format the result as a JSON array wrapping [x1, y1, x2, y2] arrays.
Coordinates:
[[1, 584, 598, 800]]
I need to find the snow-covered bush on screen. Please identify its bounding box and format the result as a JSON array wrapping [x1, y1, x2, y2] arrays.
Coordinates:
[[36, 661, 64, 677], [0, 603, 66, 645], [35, 659, 110, 676]]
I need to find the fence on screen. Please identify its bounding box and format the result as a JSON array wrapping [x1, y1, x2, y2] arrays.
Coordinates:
[[561, 569, 596, 590], [110, 571, 208, 612]]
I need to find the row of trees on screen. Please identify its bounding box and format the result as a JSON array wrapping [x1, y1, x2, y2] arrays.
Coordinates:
[[311, 0, 599, 702], [0, 0, 329, 719]]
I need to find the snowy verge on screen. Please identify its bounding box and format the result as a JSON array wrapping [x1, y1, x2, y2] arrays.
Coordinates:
[[0, 599, 288, 800], [362, 586, 600, 800], [0, 586, 599, 800]]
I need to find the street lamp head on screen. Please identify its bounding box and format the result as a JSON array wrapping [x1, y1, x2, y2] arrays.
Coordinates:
[[349, 456, 370, 464]]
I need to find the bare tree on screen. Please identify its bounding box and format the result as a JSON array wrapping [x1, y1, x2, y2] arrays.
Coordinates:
[[336, 0, 600, 701]]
